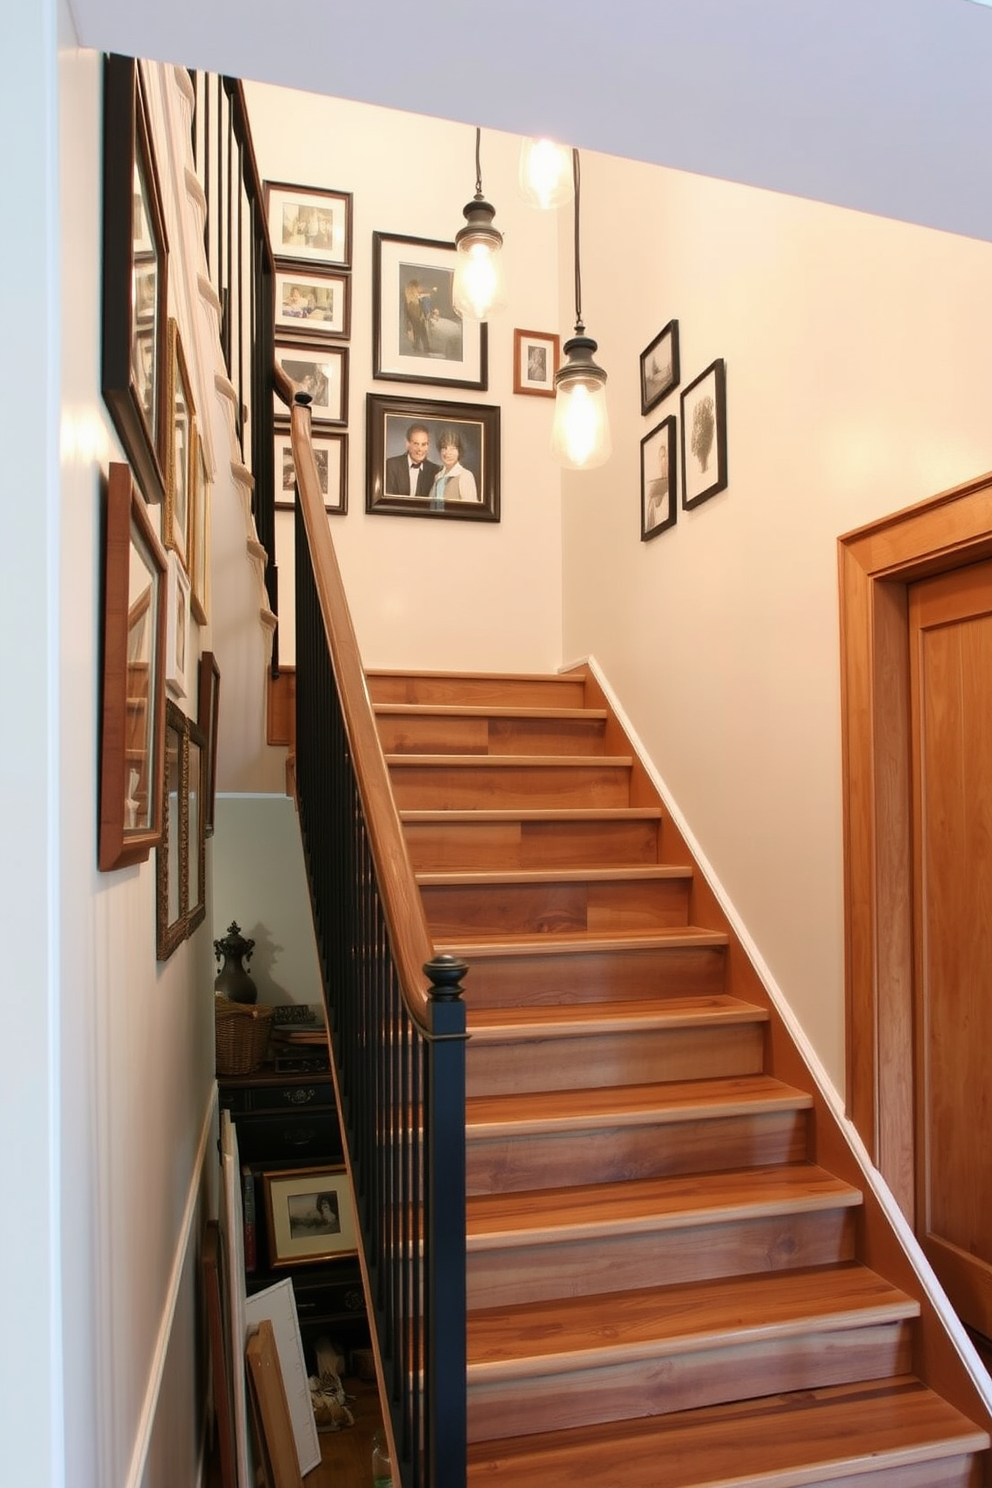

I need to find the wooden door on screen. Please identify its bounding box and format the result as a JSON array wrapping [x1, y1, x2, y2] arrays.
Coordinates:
[[909, 558, 992, 1343]]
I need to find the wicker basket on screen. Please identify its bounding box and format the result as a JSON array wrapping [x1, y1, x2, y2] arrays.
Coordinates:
[[215, 995, 273, 1076]]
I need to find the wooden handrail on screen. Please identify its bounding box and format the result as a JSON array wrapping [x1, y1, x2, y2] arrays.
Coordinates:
[[287, 394, 435, 1028]]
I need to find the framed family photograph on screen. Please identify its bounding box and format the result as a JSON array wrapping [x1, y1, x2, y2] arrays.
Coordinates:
[[273, 341, 348, 424], [640, 319, 680, 415], [274, 425, 347, 514], [265, 181, 352, 268], [98, 463, 167, 872], [157, 697, 207, 961], [263, 1166, 358, 1267], [101, 55, 169, 506], [274, 265, 350, 340], [366, 393, 500, 523], [681, 358, 728, 510], [164, 319, 195, 572], [513, 329, 559, 397], [372, 231, 487, 389], [640, 415, 678, 541], [165, 552, 191, 698]]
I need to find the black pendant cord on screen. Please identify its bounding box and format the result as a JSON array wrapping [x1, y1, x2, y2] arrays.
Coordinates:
[[474, 125, 484, 200], [572, 148, 584, 336]]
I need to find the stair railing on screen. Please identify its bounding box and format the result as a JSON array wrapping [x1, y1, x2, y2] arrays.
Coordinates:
[[277, 373, 468, 1488]]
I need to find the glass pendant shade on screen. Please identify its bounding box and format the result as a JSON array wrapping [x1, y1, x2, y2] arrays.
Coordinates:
[[453, 198, 507, 321], [519, 137, 574, 210], [551, 335, 612, 470]]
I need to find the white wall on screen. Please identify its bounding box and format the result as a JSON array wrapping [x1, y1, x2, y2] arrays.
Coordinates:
[[244, 82, 565, 673], [562, 148, 992, 1090]]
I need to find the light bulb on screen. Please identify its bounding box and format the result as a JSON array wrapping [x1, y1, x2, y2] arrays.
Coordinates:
[[452, 238, 506, 321], [519, 138, 574, 210], [551, 378, 612, 470]]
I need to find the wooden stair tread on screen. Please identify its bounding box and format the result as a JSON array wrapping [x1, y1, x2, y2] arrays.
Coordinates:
[[467, 994, 768, 1039], [367, 668, 586, 682], [466, 1264, 918, 1376], [385, 752, 633, 767], [466, 1376, 990, 1486], [466, 1164, 861, 1247], [401, 806, 663, 822], [466, 1074, 813, 1133], [441, 927, 729, 957], [375, 702, 607, 721], [419, 864, 692, 886]]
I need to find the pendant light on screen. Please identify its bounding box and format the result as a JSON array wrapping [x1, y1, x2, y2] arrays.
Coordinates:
[[452, 127, 507, 322], [519, 136, 574, 210], [551, 150, 612, 470]]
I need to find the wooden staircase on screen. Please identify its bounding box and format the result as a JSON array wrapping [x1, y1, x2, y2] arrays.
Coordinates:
[[368, 666, 991, 1488]]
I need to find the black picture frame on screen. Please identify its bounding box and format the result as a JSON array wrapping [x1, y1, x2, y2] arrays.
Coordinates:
[[640, 415, 678, 541], [681, 358, 728, 510], [274, 424, 347, 515], [101, 54, 170, 506], [264, 180, 352, 269], [274, 263, 351, 341], [372, 231, 488, 390], [640, 319, 680, 416], [273, 340, 348, 425], [366, 394, 500, 522]]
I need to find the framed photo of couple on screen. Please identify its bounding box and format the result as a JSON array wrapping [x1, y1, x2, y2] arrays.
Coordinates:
[[366, 393, 500, 523], [372, 232, 488, 390]]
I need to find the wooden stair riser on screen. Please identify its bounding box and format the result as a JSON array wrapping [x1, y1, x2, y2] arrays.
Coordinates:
[[468, 1206, 859, 1309], [402, 813, 663, 872], [466, 1108, 810, 1195], [466, 1021, 765, 1098], [377, 712, 607, 757], [387, 759, 633, 811], [422, 875, 691, 940], [466, 1321, 916, 1443], [448, 942, 729, 1008], [367, 671, 589, 708]]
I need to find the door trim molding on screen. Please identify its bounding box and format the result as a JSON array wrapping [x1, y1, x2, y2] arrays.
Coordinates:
[[838, 471, 992, 1215]]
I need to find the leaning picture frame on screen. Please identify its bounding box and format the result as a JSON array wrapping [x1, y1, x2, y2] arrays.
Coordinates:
[[157, 698, 207, 961], [513, 328, 559, 397], [273, 341, 348, 425], [98, 463, 168, 872], [265, 180, 352, 268], [366, 393, 500, 523], [372, 231, 488, 390], [640, 415, 678, 541], [274, 424, 347, 515], [640, 319, 680, 415], [101, 55, 169, 506], [681, 358, 728, 510], [262, 1166, 358, 1267], [274, 264, 350, 340]]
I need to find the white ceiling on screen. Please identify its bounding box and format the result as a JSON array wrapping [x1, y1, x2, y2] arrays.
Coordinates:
[[65, 0, 992, 243]]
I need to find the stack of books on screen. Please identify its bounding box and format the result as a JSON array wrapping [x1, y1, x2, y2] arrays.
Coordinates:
[[268, 1004, 331, 1072]]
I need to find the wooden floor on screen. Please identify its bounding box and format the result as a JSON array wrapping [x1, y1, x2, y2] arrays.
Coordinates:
[[304, 1378, 385, 1487]]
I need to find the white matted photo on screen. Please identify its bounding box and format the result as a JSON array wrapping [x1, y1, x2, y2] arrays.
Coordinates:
[[274, 426, 347, 515], [265, 181, 352, 267], [372, 231, 487, 389], [273, 342, 348, 425]]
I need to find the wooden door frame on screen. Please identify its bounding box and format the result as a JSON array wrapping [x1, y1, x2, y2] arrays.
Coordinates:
[[838, 470, 992, 1218]]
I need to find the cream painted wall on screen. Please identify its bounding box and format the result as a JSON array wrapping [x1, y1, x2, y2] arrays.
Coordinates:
[[212, 796, 322, 1007], [561, 148, 992, 1091], [244, 82, 564, 673]]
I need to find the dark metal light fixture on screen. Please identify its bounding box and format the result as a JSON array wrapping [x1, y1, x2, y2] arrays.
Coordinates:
[[452, 126, 506, 322], [551, 149, 612, 470]]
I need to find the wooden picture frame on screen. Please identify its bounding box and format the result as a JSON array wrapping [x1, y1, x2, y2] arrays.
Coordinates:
[[366, 393, 500, 522], [513, 328, 559, 397], [641, 415, 678, 540], [265, 181, 352, 268], [274, 425, 347, 515], [640, 319, 680, 415], [198, 651, 220, 838], [274, 264, 350, 340], [680, 358, 728, 509], [246, 1320, 306, 1488], [273, 341, 348, 425], [98, 463, 168, 871], [372, 231, 488, 390], [101, 55, 169, 506], [156, 698, 207, 961], [262, 1167, 358, 1267], [164, 318, 195, 571], [190, 429, 211, 625], [166, 553, 191, 699], [202, 1220, 238, 1488]]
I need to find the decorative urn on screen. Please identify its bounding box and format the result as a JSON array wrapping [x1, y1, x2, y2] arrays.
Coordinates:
[[213, 921, 256, 1004]]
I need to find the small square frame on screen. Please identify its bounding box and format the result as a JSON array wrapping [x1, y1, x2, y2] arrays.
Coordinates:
[[641, 415, 678, 541], [513, 329, 559, 397], [640, 319, 680, 415], [265, 181, 352, 268], [274, 424, 347, 515], [262, 1166, 358, 1267], [273, 341, 348, 425], [681, 358, 728, 510]]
